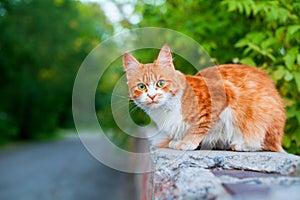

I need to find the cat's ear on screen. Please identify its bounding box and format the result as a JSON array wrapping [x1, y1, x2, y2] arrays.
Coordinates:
[[123, 53, 140, 75], [155, 45, 174, 69]]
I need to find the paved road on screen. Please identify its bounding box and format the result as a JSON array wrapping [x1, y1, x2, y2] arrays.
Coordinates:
[[0, 134, 136, 200]]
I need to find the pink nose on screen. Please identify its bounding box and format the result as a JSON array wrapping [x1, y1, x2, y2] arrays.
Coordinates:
[[147, 94, 156, 100]]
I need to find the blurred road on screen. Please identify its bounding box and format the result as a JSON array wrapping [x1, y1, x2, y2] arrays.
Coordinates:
[[0, 134, 136, 200]]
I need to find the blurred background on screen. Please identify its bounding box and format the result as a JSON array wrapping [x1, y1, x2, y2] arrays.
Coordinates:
[[0, 0, 300, 199]]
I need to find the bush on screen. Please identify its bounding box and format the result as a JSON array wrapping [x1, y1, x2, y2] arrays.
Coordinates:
[[125, 0, 300, 154]]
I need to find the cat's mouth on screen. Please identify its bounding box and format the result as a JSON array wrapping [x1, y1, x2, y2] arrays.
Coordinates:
[[147, 100, 159, 105]]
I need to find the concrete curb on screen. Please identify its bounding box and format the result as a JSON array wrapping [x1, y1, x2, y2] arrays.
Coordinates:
[[150, 149, 300, 200], [153, 149, 300, 175]]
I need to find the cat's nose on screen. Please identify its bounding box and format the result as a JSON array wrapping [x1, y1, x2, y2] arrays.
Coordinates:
[[147, 94, 157, 100]]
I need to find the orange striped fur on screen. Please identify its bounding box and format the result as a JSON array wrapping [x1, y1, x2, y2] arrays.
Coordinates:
[[123, 45, 285, 152]]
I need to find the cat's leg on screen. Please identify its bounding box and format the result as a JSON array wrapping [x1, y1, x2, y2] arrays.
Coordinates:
[[157, 138, 172, 148], [230, 142, 262, 151], [149, 131, 172, 148], [169, 133, 205, 150], [261, 129, 285, 152], [230, 128, 263, 151], [262, 118, 285, 152]]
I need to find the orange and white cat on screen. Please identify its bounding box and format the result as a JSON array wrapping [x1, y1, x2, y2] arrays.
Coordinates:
[[123, 45, 285, 152]]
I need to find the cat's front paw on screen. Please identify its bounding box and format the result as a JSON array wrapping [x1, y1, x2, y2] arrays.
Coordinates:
[[169, 140, 198, 150]]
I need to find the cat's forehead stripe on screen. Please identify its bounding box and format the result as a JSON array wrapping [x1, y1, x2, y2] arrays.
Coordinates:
[[138, 66, 157, 84]]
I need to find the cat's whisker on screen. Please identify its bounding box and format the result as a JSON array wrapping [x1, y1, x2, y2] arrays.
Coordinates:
[[111, 99, 131, 104], [110, 102, 139, 116], [129, 105, 139, 114], [111, 94, 131, 99]]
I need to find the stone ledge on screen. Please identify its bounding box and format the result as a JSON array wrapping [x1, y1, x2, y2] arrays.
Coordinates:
[[153, 149, 300, 175], [151, 149, 300, 200]]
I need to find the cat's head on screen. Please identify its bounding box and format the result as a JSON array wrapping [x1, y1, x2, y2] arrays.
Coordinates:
[[123, 45, 183, 111]]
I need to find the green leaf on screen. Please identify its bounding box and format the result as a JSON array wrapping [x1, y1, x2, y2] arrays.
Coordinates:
[[283, 134, 291, 148], [289, 47, 299, 54], [237, 2, 244, 13], [288, 25, 300, 35], [266, 7, 278, 22], [265, 51, 276, 61], [286, 106, 297, 118], [224, 1, 237, 12], [293, 127, 300, 146], [275, 26, 286, 40], [248, 32, 266, 44], [248, 43, 262, 53], [235, 39, 248, 48], [297, 113, 300, 125], [284, 54, 295, 70], [284, 70, 294, 81], [293, 71, 300, 92], [261, 37, 276, 49], [288, 141, 299, 154], [277, 8, 289, 23], [244, 47, 252, 55], [240, 57, 256, 66], [273, 66, 285, 81], [241, 0, 255, 17], [244, 3, 251, 17], [297, 54, 300, 66], [252, 3, 263, 15], [284, 47, 298, 70]]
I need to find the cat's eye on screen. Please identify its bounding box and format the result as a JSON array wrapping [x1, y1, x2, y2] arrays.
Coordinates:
[[137, 83, 146, 91], [156, 80, 165, 88]]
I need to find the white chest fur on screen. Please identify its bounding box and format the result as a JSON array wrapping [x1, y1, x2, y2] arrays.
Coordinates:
[[148, 98, 190, 140]]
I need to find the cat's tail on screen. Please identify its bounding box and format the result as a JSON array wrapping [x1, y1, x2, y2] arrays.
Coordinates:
[[278, 147, 287, 153], [262, 139, 286, 153]]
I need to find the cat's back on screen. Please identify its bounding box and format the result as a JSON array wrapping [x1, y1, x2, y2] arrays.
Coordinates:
[[197, 64, 271, 85], [217, 64, 273, 87], [196, 64, 280, 97]]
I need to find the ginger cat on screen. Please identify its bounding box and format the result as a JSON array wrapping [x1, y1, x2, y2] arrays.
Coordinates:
[[123, 45, 285, 152]]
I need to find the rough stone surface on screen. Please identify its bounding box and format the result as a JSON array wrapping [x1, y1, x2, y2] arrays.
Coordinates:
[[151, 148, 300, 200]]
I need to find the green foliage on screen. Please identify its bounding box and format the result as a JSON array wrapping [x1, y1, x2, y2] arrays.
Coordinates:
[[222, 0, 300, 154], [0, 0, 112, 142], [133, 0, 250, 64], [125, 0, 300, 154], [2, 0, 299, 154]]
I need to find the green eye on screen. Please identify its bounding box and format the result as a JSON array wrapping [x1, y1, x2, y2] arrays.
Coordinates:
[[137, 83, 146, 91], [156, 80, 165, 88]]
